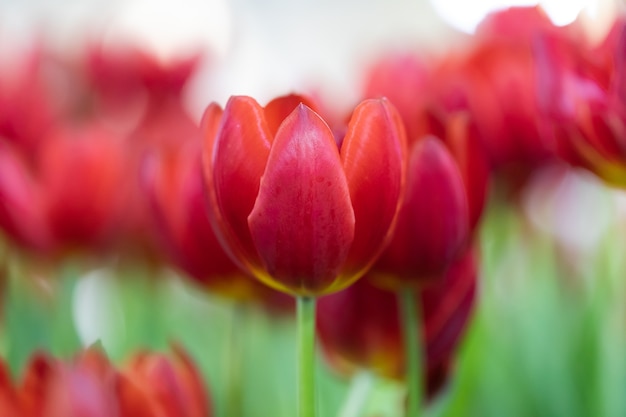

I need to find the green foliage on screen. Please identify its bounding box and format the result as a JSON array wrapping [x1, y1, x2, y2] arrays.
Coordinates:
[[0, 201, 625, 417]]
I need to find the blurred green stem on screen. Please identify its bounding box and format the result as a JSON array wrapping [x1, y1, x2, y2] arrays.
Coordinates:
[[297, 296, 317, 417], [399, 288, 421, 417], [338, 370, 374, 417], [225, 303, 244, 417]]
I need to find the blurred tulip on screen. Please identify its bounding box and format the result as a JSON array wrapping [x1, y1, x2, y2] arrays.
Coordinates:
[[38, 125, 128, 255], [534, 17, 626, 186], [202, 94, 406, 296], [1, 345, 211, 417], [429, 7, 586, 189], [362, 54, 490, 234], [119, 344, 211, 417], [143, 141, 293, 311], [369, 136, 469, 288], [0, 143, 50, 252], [317, 249, 477, 399]]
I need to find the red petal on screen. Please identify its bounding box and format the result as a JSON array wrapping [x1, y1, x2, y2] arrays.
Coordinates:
[[339, 98, 407, 285], [372, 137, 469, 287], [248, 104, 355, 295], [264, 94, 317, 136], [445, 114, 490, 234], [202, 97, 271, 273], [0, 144, 49, 251]]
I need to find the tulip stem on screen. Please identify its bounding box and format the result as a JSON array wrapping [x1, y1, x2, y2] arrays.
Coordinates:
[[399, 288, 422, 417], [225, 303, 244, 417], [297, 296, 317, 417]]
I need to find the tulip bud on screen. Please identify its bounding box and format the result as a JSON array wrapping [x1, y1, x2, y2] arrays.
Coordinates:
[[2, 345, 212, 417], [202, 94, 407, 296], [369, 136, 469, 288], [317, 250, 477, 399], [143, 143, 293, 311]]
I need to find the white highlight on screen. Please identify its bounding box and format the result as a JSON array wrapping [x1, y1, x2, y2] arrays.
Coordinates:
[[430, 0, 604, 33], [72, 268, 126, 352]]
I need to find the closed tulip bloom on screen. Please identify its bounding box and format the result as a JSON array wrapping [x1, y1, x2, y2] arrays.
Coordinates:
[[369, 136, 469, 288], [3, 346, 211, 417], [143, 143, 293, 311], [38, 125, 127, 254], [317, 250, 477, 399], [202, 94, 406, 296]]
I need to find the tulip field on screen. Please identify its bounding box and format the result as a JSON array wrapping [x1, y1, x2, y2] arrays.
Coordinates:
[[0, 4, 626, 417]]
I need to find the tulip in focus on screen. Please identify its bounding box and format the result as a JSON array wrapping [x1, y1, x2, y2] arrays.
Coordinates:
[[202, 94, 407, 296]]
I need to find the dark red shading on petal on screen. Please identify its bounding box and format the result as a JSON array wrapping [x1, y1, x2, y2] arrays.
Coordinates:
[[445, 114, 490, 234], [248, 104, 355, 295], [20, 352, 56, 417], [316, 249, 477, 400], [371, 137, 469, 288], [0, 360, 19, 416], [0, 143, 50, 251], [338, 98, 407, 286]]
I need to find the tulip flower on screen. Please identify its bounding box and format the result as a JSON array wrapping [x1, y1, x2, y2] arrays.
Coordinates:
[[1, 345, 211, 417], [368, 136, 469, 289], [362, 53, 490, 234], [202, 94, 406, 417], [38, 125, 128, 255], [533, 17, 626, 186], [317, 249, 477, 399], [143, 142, 293, 311], [0, 143, 50, 252], [202, 94, 406, 296]]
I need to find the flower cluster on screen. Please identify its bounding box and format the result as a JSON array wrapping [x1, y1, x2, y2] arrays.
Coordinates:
[[0, 345, 211, 417], [0, 4, 625, 416]]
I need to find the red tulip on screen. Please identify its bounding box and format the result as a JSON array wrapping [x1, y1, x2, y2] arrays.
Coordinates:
[[38, 125, 128, 255], [143, 142, 294, 311], [202, 94, 406, 296], [369, 136, 469, 288], [317, 249, 477, 399], [533, 17, 626, 186], [3, 346, 211, 417], [119, 344, 211, 417], [0, 143, 50, 252], [361, 54, 490, 234]]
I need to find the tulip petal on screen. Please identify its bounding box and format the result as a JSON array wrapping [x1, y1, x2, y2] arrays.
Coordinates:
[[264, 94, 317, 136], [248, 104, 355, 295], [203, 96, 271, 272], [339, 98, 406, 284], [373, 137, 469, 286]]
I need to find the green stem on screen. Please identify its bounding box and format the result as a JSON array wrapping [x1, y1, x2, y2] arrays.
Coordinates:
[[399, 289, 422, 417], [297, 296, 317, 417], [338, 370, 374, 417], [225, 303, 244, 417]]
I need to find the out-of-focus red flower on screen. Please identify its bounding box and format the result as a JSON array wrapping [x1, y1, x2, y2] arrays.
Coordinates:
[[362, 54, 490, 232], [534, 16, 626, 186], [0, 143, 50, 252], [368, 136, 469, 288], [428, 7, 587, 189], [363, 52, 432, 143], [2, 345, 212, 417], [317, 249, 478, 399], [202, 94, 407, 296], [37, 125, 128, 255], [143, 141, 293, 311]]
